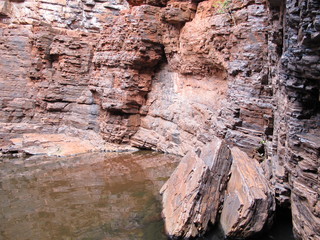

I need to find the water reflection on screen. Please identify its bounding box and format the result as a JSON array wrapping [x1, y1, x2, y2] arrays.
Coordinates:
[[0, 151, 180, 240]]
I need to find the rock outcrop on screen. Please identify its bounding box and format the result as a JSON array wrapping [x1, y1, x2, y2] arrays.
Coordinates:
[[267, 0, 320, 239], [1, 1, 165, 147], [132, 0, 274, 158], [220, 147, 275, 238], [0, 125, 138, 157], [161, 143, 275, 239], [0, 0, 319, 239], [160, 138, 232, 238]]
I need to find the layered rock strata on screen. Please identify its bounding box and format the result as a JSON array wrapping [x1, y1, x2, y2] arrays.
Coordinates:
[[132, 0, 273, 157], [160, 138, 232, 238], [0, 0, 319, 239], [220, 147, 275, 238], [160, 142, 275, 239], [268, 0, 320, 239], [1, 0, 165, 152]]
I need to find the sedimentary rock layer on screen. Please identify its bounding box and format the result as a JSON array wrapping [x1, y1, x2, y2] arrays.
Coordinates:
[[160, 138, 232, 238], [220, 147, 275, 238], [0, 0, 319, 239], [161, 143, 276, 239], [269, 0, 320, 238]]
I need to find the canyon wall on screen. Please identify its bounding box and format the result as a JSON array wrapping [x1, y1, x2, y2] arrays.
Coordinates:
[[270, 0, 320, 238], [0, 0, 319, 239]]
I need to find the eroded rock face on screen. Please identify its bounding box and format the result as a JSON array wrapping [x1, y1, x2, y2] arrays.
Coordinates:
[[160, 138, 232, 238], [130, 65, 228, 155], [161, 1, 197, 24], [269, 0, 320, 238], [0, 0, 275, 156], [0, 124, 138, 157], [0, 0, 319, 239], [1, 1, 165, 145], [0, 0, 128, 30], [132, 0, 273, 157], [220, 147, 275, 238]]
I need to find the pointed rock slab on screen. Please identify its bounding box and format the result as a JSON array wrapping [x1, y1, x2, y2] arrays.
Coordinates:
[[160, 138, 232, 238], [220, 147, 275, 238]]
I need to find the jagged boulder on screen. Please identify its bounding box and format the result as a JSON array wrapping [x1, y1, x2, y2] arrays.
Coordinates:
[[160, 138, 232, 238], [220, 147, 275, 238]]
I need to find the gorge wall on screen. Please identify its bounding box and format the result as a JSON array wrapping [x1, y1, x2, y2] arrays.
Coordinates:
[[0, 0, 319, 239]]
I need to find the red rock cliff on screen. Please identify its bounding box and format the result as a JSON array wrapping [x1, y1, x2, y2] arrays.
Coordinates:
[[0, 0, 319, 239]]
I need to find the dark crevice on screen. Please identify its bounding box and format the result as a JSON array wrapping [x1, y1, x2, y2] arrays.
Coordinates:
[[47, 54, 59, 68], [190, 206, 295, 240], [135, 145, 153, 151], [316, 82, 320, 113], [0, 14, 10, 19], [241, 206, 294, 240], [107, 109, 131, 116]]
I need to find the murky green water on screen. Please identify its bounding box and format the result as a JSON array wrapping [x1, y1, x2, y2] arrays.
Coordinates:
[[0, 151, 180, 240]]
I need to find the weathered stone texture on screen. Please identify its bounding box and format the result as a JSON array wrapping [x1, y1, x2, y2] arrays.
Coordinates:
[[27, 24, 100, 132], [132, 0, 273, 157], [160, 138, 232, 238], [131, 65, 228, 155], [270, 0, 320, 239], [220, 147, 275, 238], [0, 0, 319, 239], [89, 5, 165, 143], [1, 1, 165, 144], [216, 0, 274, 158], [0, 0, 128, 31], [0, 24, 35, 123], [0, 0, 275, 157], [161, 1, 197, 24]]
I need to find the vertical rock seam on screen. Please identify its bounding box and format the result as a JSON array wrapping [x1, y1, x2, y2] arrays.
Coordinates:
[[220, 147, 275, 238], [160, 138, 232, 238]]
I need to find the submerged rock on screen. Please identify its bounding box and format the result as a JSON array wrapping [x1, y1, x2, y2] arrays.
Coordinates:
[[160, 138, 232, 238], [220, 147, 275, 238]]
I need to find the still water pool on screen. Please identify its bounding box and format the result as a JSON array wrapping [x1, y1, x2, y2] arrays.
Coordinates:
[[0, 151, 180, 240], [0, 151, 295, 240]]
